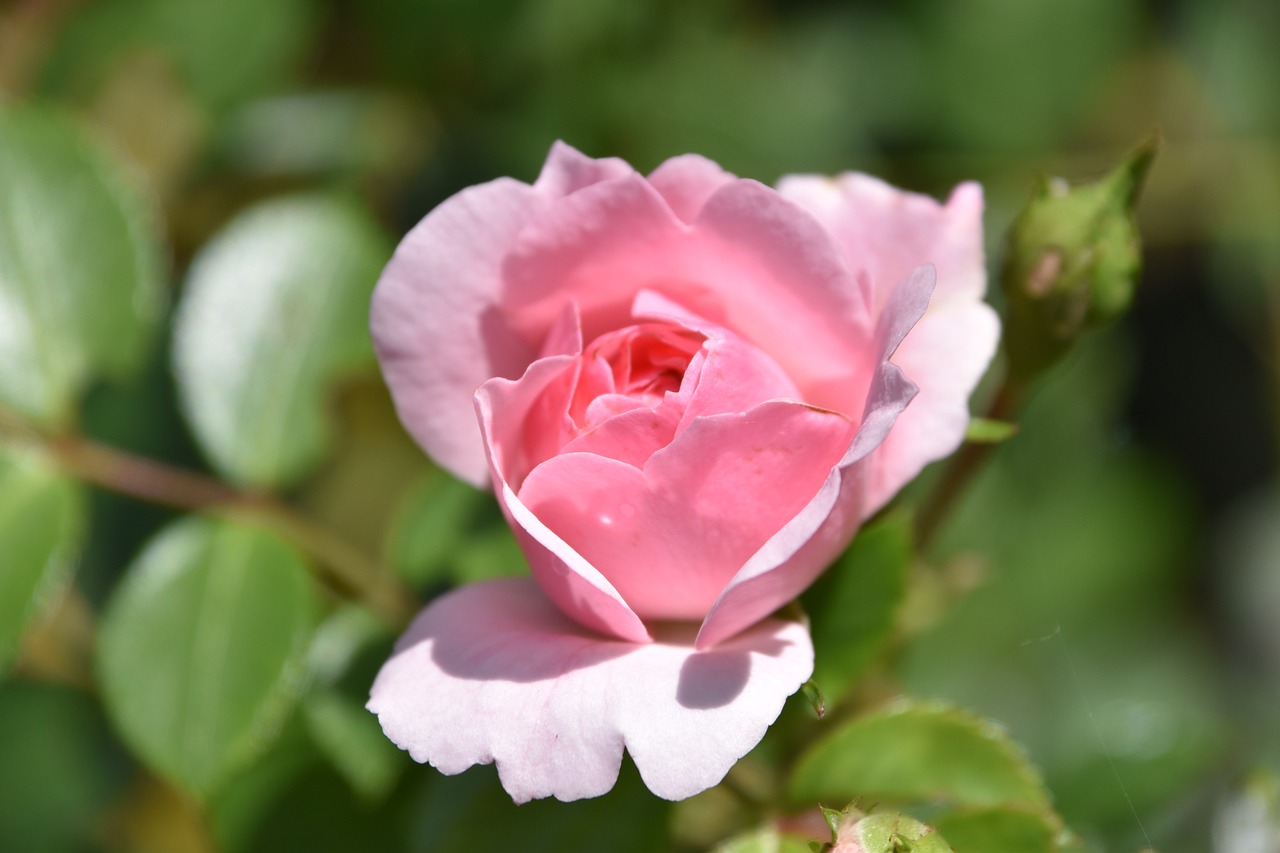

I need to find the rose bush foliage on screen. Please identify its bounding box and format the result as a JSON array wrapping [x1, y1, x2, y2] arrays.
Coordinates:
[[366, 143, 998, 802]]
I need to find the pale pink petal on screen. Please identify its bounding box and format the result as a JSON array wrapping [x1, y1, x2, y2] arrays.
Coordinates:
[[647, 154, 737, 224], [368, 578, 814, 803], [477, 358, 650, 643], [533, 140, 636, 197], [500, 176, 876, 418], [861, 300, 1000, 515], [775, 174, 986, 309], [776, 174, 998, 514], [697, 266, 935, 648], [371, 178, 542, 485], [518, 401, 854, 621]]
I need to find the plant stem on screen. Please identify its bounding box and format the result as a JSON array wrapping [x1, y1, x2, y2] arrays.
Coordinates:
[[45, 434, 418, 629]]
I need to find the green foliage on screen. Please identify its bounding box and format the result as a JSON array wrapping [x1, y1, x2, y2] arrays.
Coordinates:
[[302, 689, 405, 803], [932, 806, 1062, 853], [789, 700, 1052, 811], [803, 513, 910, 707], [408, 763, 671, 853], [0, 105, 163, 427], [173, 195, 390, 490], [1002, 139, 1158, 380], [0, 681, 127, 853], [712, 825, 817, 853], [0, 449, 83, 672], [39, 0, 316, 115], [97, 516, 319, 797]]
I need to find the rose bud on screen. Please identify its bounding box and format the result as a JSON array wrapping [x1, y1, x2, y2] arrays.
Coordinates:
[[1001, 135, 1158, 381]]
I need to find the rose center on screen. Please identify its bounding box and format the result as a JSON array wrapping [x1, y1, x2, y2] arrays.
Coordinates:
[[568, 324, 705, 433]]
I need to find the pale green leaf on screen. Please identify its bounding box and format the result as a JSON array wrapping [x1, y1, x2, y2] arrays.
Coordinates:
[[932, 806, 1061, 853], [0, 447, 83, 672], [97, 515, 318, 797], [0, 105, 163, 426], [789, 700, 1051, 811], [302, 689, 404, 802], [711, 826, 817, 853], [173, 194, 389, 489]]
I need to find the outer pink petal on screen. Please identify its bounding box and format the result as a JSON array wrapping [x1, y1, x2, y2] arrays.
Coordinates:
[[775, 174, 986, 309], [861, 300, 1000, 515], [372, 142, 632, 487], [367, 578, 814, 803], [518, 401, 854, 620], [776, 174, 998, 513], [477, 357, 651, 643], [371, 178, 543, 485], [647, 154, 737, 224], [534, 140, 636, 197], [500, 175, 876, 418], [696, 266, 935, 649]]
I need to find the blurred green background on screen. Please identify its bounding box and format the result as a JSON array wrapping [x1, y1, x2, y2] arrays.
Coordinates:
[[1, 0, 1277, 851]]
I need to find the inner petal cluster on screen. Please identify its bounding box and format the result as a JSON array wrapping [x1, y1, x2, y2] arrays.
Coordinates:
[[569, 323, 705, 435]]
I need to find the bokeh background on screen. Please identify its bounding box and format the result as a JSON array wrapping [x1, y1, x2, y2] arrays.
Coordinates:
[[1, 0, 1277, 851]]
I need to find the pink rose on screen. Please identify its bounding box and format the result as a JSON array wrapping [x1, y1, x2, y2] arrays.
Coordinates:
[[367, 143, 998, 802]]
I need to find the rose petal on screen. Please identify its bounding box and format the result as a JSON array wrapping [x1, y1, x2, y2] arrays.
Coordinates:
[[372, 142, 633, 487], [518, 400, 855, 620], [776, 174, 986, 309], [372, 177, 543, 485], [862, 299, 1000, 515], [776, 176, 997, 507], [534, 140, 636, 197], [500, 174, 876, 418], [477, 356, 651, 642], [696, 265, 935, 648], [368, 578, 814, 803], [647, 154, 737, 224]]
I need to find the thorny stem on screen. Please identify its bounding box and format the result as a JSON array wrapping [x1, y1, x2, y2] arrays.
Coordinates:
[[914, 377, 1025, 551], [39, 432, 417, 629]]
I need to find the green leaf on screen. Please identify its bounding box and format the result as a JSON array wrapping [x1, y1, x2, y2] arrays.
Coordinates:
[[932, 807, 1061, 853], [789, 700, 1051, 811], [803, 514, 910, 706], [0, 681, 129, 852], [964, 417, 1020, 444], [97, 515, 319, 798], [40, 0, 317, 116], [302, 689, 404, 803], [387, 471, 493, 588], [173, 194, 390, 490], [711, 826, 817, 853], [0, 448, 84, 672], [0, 105, 164, 426]]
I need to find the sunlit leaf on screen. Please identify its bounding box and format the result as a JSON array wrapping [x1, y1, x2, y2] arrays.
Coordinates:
[[711, 826, 816, 853], [303, 689, 404, 803], [173, 194, 390, 490], [932, 806, 1061, 853], [97, 516, 319, 797], [789, 700, 1052, 811], [0, 448, 83, 672], [0, 105, 164, 426], [802, 514, 910, 707]]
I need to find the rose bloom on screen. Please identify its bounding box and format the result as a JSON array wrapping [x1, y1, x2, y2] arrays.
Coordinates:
[[367, 143, 997, 803]]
